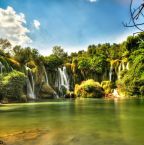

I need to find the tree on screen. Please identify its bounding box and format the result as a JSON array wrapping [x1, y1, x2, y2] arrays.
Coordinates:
[[90, 54, 107, 74], [123, 0, 144, 32], [0, 39, 11, 50], [52, 46, 67, 59], [13, 47, 40, 65], [42, 55, 63, 70]]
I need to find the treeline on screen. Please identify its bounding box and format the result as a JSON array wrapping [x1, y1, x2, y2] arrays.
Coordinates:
[[0, 32, 144, 101]]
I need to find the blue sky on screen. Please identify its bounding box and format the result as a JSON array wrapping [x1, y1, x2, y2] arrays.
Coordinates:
[[0, 0, 140, 54]]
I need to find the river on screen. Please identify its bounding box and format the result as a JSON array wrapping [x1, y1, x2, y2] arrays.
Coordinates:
[[0, 99, 144, 145]]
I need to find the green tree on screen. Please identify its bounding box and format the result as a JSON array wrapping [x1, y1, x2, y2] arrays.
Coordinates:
[[0, 39, 11, 50], [52, 46, 67, 59], [90, 54, 107, 74], [42, 55, 63, 70]]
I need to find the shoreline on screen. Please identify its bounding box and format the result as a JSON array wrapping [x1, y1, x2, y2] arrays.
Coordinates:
[[0, 96, 143, 105]]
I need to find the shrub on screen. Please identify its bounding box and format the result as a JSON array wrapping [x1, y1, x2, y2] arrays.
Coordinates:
[[0, 70, 26, 102], [74, 79, 104, 98], [101, 81, 113, 94]]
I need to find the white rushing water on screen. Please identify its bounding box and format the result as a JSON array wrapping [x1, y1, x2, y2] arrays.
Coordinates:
[[126, 62, 129, 70], [43, 66, 49, 85], [0, 62, 4, 74], [122, 62, 125, 70], [117, 62, 129, 80], [118, 63, 122, 79], [109, 64, 113, 81], [113, 89, 120, 98], [25, 66, 35, 99], [44, 66, 59, 98], [58, 66, 69, 91], [27, 78, 35, 99]]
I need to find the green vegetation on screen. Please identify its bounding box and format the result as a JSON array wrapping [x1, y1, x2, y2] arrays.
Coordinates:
[[75, 79, 104, 98], [101, 81, 113, 94], [0, 32, 143, 102], [42, 54, 63, 70], [0, 70, 26, 102], [117, 49, 144, 97]]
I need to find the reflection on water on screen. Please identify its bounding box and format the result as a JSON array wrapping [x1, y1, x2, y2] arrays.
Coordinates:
[[0, 99, 144, 145]]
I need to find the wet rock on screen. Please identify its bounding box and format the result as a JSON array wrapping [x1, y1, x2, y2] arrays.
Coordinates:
[[39, 83, 56, 99]]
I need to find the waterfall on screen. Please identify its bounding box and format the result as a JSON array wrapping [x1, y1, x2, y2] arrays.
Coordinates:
[[109, 64, 113, 81], [118, 63, 122, 79], [25, 66, 35, 99], [11, 66, 13, 71], [27, 78, 35, 99], [0, 62, 4, 74], [126, 62, 129, 70], [113, 89, 120, 98], [30, 71, 35, 93], [44, 66, 59, 98], [116, 61, 129, 80], [43, 66, 49, 85], [58, 66, 69, 91], [122, 62, 125, 70]]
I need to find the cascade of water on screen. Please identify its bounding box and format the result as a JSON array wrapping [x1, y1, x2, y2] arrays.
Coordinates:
[[122, 62, 125, 70], [30, 71, 35, 93], [43, 66, 49, 85], [109, 65, 113, 81], [11, 66, 13, 71], [63, 66, 69, 90], [0, 62, 4, 74], [27, 78, 35, 99], [43, 66, 59, 98], [126, 62, 129, 70], [25, 66, 35, 99], [118, 63, 122, 79], [113, 89, 120, 98], [58, 66, 69, 91]]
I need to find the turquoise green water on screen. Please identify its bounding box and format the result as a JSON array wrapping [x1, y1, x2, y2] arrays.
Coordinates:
[[0, 99, 144, 145]]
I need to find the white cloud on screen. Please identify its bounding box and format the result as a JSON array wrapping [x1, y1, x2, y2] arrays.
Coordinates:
[[0, 6, 32, 46], [88, 0, 97, 3], [33, 20, 40, 30]]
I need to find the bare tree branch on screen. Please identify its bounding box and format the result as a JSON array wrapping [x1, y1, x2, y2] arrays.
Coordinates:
[[123, 0, 144, 32]]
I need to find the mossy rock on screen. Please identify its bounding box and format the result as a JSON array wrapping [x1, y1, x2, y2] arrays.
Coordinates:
[[39, 83, 56, 99]]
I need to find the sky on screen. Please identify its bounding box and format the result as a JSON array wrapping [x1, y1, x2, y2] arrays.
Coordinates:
[[0, 0, 141, 55]]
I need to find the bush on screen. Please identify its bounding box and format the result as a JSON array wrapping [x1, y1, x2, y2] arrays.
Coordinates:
[[101, 81, 113, 94], [74, 79, 104, 98], [0, 70, 26, 102]]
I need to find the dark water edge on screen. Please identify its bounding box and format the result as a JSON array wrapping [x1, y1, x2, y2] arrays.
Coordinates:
[[0, 98, 144, 145]]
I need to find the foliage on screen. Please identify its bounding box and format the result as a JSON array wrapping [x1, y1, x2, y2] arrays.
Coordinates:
[[0, 57, 12, 72], [42, 55, 63, 70], [101, 81, 113, 94], [0, 39, 11, 50], [75, 79, 104, 98], [13, 46, 41, 65], [52, 46, 67, 59], [0, 71, 26, 101], [117, 49, 144, 96], [0, 32, 144, 100], [90, 54, 107, 74]]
